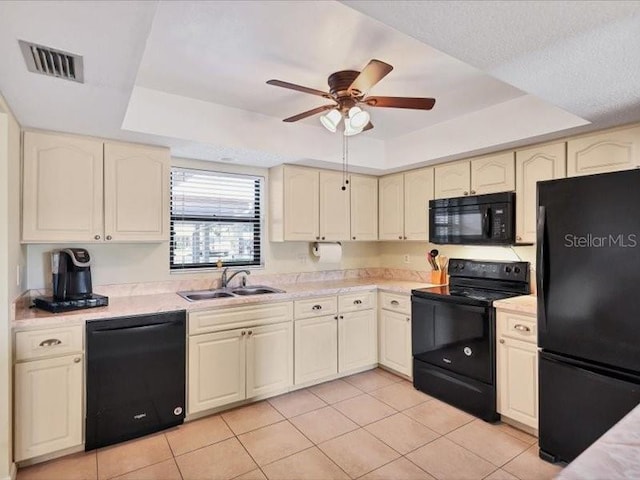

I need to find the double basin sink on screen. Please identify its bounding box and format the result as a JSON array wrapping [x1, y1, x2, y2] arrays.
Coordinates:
[[177, 285, 285, 302]]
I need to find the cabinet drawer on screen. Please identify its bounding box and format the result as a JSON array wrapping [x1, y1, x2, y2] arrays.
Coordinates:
[[189, 302, 293, 335], [497, 311, 537, 344], [15, 325, 83, 361], [379, 292, 411, 314], [339, 291, 375, 313], [294, 296, 337, 319]]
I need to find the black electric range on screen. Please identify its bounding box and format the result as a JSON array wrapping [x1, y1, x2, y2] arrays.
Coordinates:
[[411, 259, 530, 421]]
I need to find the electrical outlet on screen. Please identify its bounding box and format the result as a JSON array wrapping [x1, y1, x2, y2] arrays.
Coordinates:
[[403, 254, 410, 264]]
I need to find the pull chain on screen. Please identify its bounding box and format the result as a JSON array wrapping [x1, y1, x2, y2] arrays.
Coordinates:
[[341, 133, 350, 191]]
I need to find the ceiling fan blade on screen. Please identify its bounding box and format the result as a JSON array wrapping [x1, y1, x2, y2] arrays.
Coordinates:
[[267, 79, 332, 99], [363, 96, 436, 110], [283, 104, 336, 123], [348, 59, 393, 96], [363, 121, 374, 132]]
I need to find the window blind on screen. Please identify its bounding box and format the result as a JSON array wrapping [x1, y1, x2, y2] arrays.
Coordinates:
[[170, 167, 263, 270]]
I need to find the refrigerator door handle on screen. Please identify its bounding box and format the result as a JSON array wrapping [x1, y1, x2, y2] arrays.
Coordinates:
[[537, 205, 548, 333]]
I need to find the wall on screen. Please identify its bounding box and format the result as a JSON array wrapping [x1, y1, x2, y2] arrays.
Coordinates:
[[0, 92, 24, 480], [26, 157, 381, 290]]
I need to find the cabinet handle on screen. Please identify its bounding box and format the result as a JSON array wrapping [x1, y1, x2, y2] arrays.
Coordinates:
[[403, 236, 407, 240], [248, 330, 253, 336], [241, 331, 246, 336], [516, 235, 522, 241], [499, 339, 505, 344], [464, 191, 469, 196], [339, 315, 344, 319], [106, 235, 112, 241], [39, 338, 62, 347], [94, 235, 101, 240], [321, 236, 325, 240], [334, 315, 338, 320], [406, 317, 410, 322], [470, 190, 476, 195], [398, 236, 403, 240], [353, 299, 362, 305], [73, 357, 81, 363], [312, 304, 322, 310], [352, 236, 356, 240], [316, 236, 320, 240], [514, 324, 531, 332], [390, 300, 399, 306]]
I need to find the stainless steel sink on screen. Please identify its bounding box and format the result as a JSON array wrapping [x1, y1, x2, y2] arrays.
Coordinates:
[[230, 286, 285, 296], [177, 289, 235, 302], [177, 286, 285, 301]]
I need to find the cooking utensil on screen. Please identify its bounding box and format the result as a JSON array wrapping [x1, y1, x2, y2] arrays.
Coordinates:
[[427, 251, 438, 270]]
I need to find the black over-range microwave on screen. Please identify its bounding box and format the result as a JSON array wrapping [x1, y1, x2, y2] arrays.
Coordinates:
[[429, 192, 515, 245]]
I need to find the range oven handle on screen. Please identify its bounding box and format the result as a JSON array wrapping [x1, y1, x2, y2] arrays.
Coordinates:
[[537, 205, 548, 333]]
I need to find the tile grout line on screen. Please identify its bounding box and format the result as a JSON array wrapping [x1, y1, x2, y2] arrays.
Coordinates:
[[220, 414, 269, 480]]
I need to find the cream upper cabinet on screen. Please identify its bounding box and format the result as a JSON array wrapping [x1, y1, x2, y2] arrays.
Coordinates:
[[14, 354, 83, 461], [496, 310, 538, 430], [338, 309, 377, 373], [404, 168, 434, 240], [103, 142, 170, 242], [319, 170, 350, 241], [245, 322, 293, 398], [567, 125, 640, 176], [22, 131, 170, 243], [434, 162, 471, 199], [471, 152, 515, 195], [283, 166, 320, 241], [23, 131, 104, 242], [378, 173, 405, 240], [516, 143, 566, 243], [350, 174, 378, 241]]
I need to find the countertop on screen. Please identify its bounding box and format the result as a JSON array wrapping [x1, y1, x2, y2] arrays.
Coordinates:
[[557, 403, 640, 479], [493, 294, 537, 316], [14, 278, 433, 330]]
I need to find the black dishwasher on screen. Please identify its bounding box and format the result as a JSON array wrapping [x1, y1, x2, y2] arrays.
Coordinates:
[[85, 310, 186, 451]]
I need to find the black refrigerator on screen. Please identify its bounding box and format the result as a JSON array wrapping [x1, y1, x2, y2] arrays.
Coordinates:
[[537, 169, 640, 463]]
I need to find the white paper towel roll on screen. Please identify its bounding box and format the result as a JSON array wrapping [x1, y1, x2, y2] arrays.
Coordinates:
[[312, 242, 342, 263]]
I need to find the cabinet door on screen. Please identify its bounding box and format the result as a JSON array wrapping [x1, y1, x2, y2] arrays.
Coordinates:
[[338, 310, 377, 373], [246, 322, 293, 398], [283, 166, 319, 241], [378, 174, 404, 240], [15, 354, 83, 461], [567, 125, 640, 176], [294, 315, 338, 385], [404, 168, 434, 241], [319, 171, 350, 241], [188, 329, 246, 413], [104, 142, 170, 242], [22, 131, 103, 242], [350, 174, 378, 241], [471, 152, 515, 195], [515, 143, 566, 243], [379, 309, 412, 377], [497, 336, 538, 429], [434, 162, 470, 199]]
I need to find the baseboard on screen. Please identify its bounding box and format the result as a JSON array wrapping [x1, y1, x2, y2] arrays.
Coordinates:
[[0, 462, 17, 480]]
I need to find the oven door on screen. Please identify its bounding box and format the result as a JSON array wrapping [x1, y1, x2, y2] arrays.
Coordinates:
[[411, 295, 494, 384]]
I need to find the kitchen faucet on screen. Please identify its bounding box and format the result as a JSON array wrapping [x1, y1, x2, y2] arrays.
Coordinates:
[[221, 268, 251, 288]]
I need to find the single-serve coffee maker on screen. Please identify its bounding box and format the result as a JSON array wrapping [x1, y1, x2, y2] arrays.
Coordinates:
[[34, 248, 109, 313]]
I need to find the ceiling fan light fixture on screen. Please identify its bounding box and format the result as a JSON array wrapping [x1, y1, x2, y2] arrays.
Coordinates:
[[348, 106, 370, 130], [320, 109, 342, 132], [343, 117, 364, 137]]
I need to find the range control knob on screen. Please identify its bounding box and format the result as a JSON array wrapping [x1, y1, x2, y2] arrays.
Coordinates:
[[505, 266, 512, 273], [459, 264, 464, 270], [514, 266, 521, 274]]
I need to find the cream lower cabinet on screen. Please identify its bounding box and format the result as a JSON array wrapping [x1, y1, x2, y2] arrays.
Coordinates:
[[189, 322, 293, 413], [294, 315, 338, 384], [378, 292, 412, 377], [15, 354, 84, 461], [22, 131, 170, 243], [496, 309, 538, 430], [338, 309, 377, 373], [515, 143, 566, 243], [567, 124, 640, 177]]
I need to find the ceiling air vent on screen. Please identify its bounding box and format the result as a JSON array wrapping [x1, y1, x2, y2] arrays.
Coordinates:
[[18, 40, 84, 83]]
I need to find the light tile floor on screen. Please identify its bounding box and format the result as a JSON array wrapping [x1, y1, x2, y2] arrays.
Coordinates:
[[17, 368, 563, 480]]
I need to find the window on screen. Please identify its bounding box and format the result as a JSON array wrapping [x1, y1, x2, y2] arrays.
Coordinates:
[[170, 167, 263, 270]]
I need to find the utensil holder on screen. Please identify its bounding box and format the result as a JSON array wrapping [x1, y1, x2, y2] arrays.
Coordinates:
[[430, 270, 446, 285]]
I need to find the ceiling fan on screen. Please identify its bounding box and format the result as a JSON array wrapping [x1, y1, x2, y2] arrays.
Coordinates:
[[266, 59, 436, 136]]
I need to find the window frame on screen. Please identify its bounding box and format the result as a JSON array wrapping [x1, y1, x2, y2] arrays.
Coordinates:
[[169, 166, 265, 271]]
